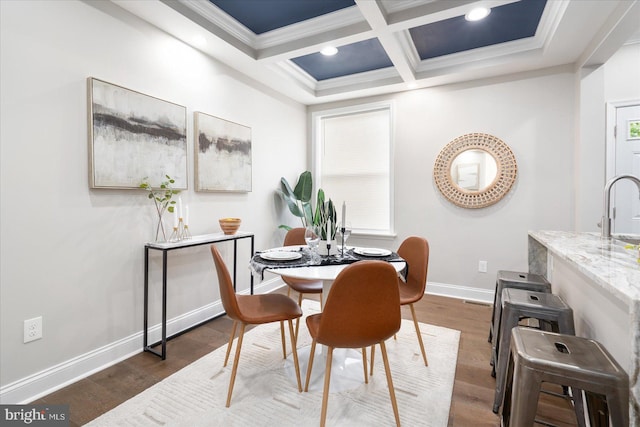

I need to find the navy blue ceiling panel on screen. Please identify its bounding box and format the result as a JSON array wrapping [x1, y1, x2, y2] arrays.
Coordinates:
[[409, 0, 547, 60], [208, 0, 356, 34], [291, 38, 394, 81]]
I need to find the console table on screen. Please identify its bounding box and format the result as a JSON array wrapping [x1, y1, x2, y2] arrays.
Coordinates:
[[143, 231, 254, 359]]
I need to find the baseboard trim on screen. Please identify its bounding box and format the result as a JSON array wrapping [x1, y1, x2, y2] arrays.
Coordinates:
[[0, 278, 490, 404], [426, 281, 494, 304], [0, 277, 281, 404]]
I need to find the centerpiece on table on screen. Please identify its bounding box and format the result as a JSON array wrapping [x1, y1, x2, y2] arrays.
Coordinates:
[[277, 171, 339, 256]]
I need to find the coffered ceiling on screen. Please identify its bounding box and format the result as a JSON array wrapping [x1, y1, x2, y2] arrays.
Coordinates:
[[114, 0, 640, 105]]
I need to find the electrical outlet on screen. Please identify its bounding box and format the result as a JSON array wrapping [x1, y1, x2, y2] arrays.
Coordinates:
[[24, 317, 42, 343], [478, 260, 488, 273]]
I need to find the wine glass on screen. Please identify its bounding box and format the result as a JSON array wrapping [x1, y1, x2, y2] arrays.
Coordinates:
[[304, 225, 320, 264], [337, 221, 352, 256]]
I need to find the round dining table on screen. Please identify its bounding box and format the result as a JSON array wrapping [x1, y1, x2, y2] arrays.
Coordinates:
[[253, 246, 406, 392]]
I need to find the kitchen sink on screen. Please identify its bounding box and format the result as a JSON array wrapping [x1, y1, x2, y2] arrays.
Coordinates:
[[613, 235, 640, 246]]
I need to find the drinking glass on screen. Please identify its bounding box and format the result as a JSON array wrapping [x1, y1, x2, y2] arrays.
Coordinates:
[[304, 225, 320, 264]]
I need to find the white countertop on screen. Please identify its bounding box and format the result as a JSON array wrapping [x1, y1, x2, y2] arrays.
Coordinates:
[[528, 231, 640, 305]]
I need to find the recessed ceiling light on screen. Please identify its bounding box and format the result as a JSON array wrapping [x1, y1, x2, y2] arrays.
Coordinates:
[[320, 46, 338, 56], [465, 7, 491, 21]]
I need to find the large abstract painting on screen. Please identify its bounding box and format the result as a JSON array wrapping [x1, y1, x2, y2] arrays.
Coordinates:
[[88, 78, 187, 189], [194, 112, 252, 192]]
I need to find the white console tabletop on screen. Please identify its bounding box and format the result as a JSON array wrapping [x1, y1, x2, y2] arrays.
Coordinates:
[[528, 230, 639, 426]]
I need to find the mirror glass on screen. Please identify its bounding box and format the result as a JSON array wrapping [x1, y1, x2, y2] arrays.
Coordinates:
[[449, 149, 498, 191]]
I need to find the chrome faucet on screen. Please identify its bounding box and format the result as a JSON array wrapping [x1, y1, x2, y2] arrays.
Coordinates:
[[601, 174, 640, 238]]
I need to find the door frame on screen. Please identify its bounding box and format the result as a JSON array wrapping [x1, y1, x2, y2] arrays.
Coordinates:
[[605, 99, 640, 180]]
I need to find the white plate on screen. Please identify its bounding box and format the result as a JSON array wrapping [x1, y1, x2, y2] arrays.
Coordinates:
[[353, 247, 392, 257], [260, 251, 302, 261]]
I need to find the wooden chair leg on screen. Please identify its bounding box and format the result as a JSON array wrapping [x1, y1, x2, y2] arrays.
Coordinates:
[[320, 346, 334, 427], [226, 323, 246, 407], [370, 344, 375, 376], [224, 321, 237, 367], [304, 340, 317, 392], [287, 319, 302, 392], [410, 304, 428, 366], [361, 347, 369, 384], [295, 293, 303, 341], [280, 321, 286, 359], [380, 340, 401, 427]]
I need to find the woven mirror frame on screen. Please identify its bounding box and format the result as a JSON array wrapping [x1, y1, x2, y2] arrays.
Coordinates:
[[433, 133, 517, 209]]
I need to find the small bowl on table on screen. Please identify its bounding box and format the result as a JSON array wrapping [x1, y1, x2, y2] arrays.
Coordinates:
[[219, 218, 241, 235]]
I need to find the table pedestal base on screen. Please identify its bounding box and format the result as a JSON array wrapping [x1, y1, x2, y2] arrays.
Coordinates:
[[284, 345, 366, 392]]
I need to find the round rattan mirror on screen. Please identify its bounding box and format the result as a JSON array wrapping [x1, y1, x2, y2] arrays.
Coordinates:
[[433, 133, 517, 208]]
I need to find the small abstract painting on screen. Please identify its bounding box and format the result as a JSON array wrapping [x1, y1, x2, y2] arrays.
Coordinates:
[[194, 112, 252, 192], [88, 78, 187, 189]]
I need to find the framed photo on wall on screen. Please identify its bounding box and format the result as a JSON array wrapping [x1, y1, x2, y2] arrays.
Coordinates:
[[194, 111, 252, 192], [88, 77, 188, 189]]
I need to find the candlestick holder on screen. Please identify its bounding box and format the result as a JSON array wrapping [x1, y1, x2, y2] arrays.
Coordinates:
[[168, 218, 189, 242], [168, 226, 180, 243], [341, 227, 346, 258], [182, 223, 192, 240]]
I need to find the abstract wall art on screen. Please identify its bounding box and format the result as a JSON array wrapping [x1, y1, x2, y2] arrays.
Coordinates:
[[194, 112, 252, 192], [88, 78, 187, 189]]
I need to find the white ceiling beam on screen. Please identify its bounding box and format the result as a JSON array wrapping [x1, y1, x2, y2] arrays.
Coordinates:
[[577, 0, 640, 69], [355, 0, 416, 83]]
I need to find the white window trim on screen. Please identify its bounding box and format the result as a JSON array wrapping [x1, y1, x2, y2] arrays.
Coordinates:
[[311, 101, 395, 237]]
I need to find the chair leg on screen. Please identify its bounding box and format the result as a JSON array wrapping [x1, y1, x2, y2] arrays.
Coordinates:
[[226, 323, 246, 407], [410, 304, 428, 366], [287, 319, 302, 392], [224, 321, 238, 367], [320, 346, 334, 427], [380, 340, 401, 427], [280, 321, 286, 359], [370, 345, 376, 376], [361, 347, 368, 384], [295, 293, 303, 341], [304, 340, 317, 392]]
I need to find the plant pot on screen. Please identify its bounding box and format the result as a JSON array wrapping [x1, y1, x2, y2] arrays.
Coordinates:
[[318, 240, 338, 256]]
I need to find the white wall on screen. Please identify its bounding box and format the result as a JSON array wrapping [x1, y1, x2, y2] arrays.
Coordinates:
[[311, 66, 577, 299], [0, 0, 306, 402]]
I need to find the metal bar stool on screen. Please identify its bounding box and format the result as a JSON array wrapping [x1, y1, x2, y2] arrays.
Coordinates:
[[489, 271, 551, 372], [493, 288, 575, 413], [490, 272, 552, 375], [500, 327, 629, 427]]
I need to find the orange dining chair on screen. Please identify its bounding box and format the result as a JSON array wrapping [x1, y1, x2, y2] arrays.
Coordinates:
[[304, 260, 402, 427], [370, 236, 430, 373], [282, 227, 323, 338], [210, 245, 303, 407]]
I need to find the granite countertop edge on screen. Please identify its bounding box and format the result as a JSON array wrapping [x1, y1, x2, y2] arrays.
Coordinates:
[[529, 230, 640, 304]]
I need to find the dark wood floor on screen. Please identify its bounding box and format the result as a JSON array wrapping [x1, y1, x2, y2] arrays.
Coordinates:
[[35, 291, 578, 426]]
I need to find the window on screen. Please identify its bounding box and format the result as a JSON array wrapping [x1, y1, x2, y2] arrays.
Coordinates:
[[312, 102, 393, 236]]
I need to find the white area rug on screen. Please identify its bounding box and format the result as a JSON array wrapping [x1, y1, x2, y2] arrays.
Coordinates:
[[87, 300, 460, 426]]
